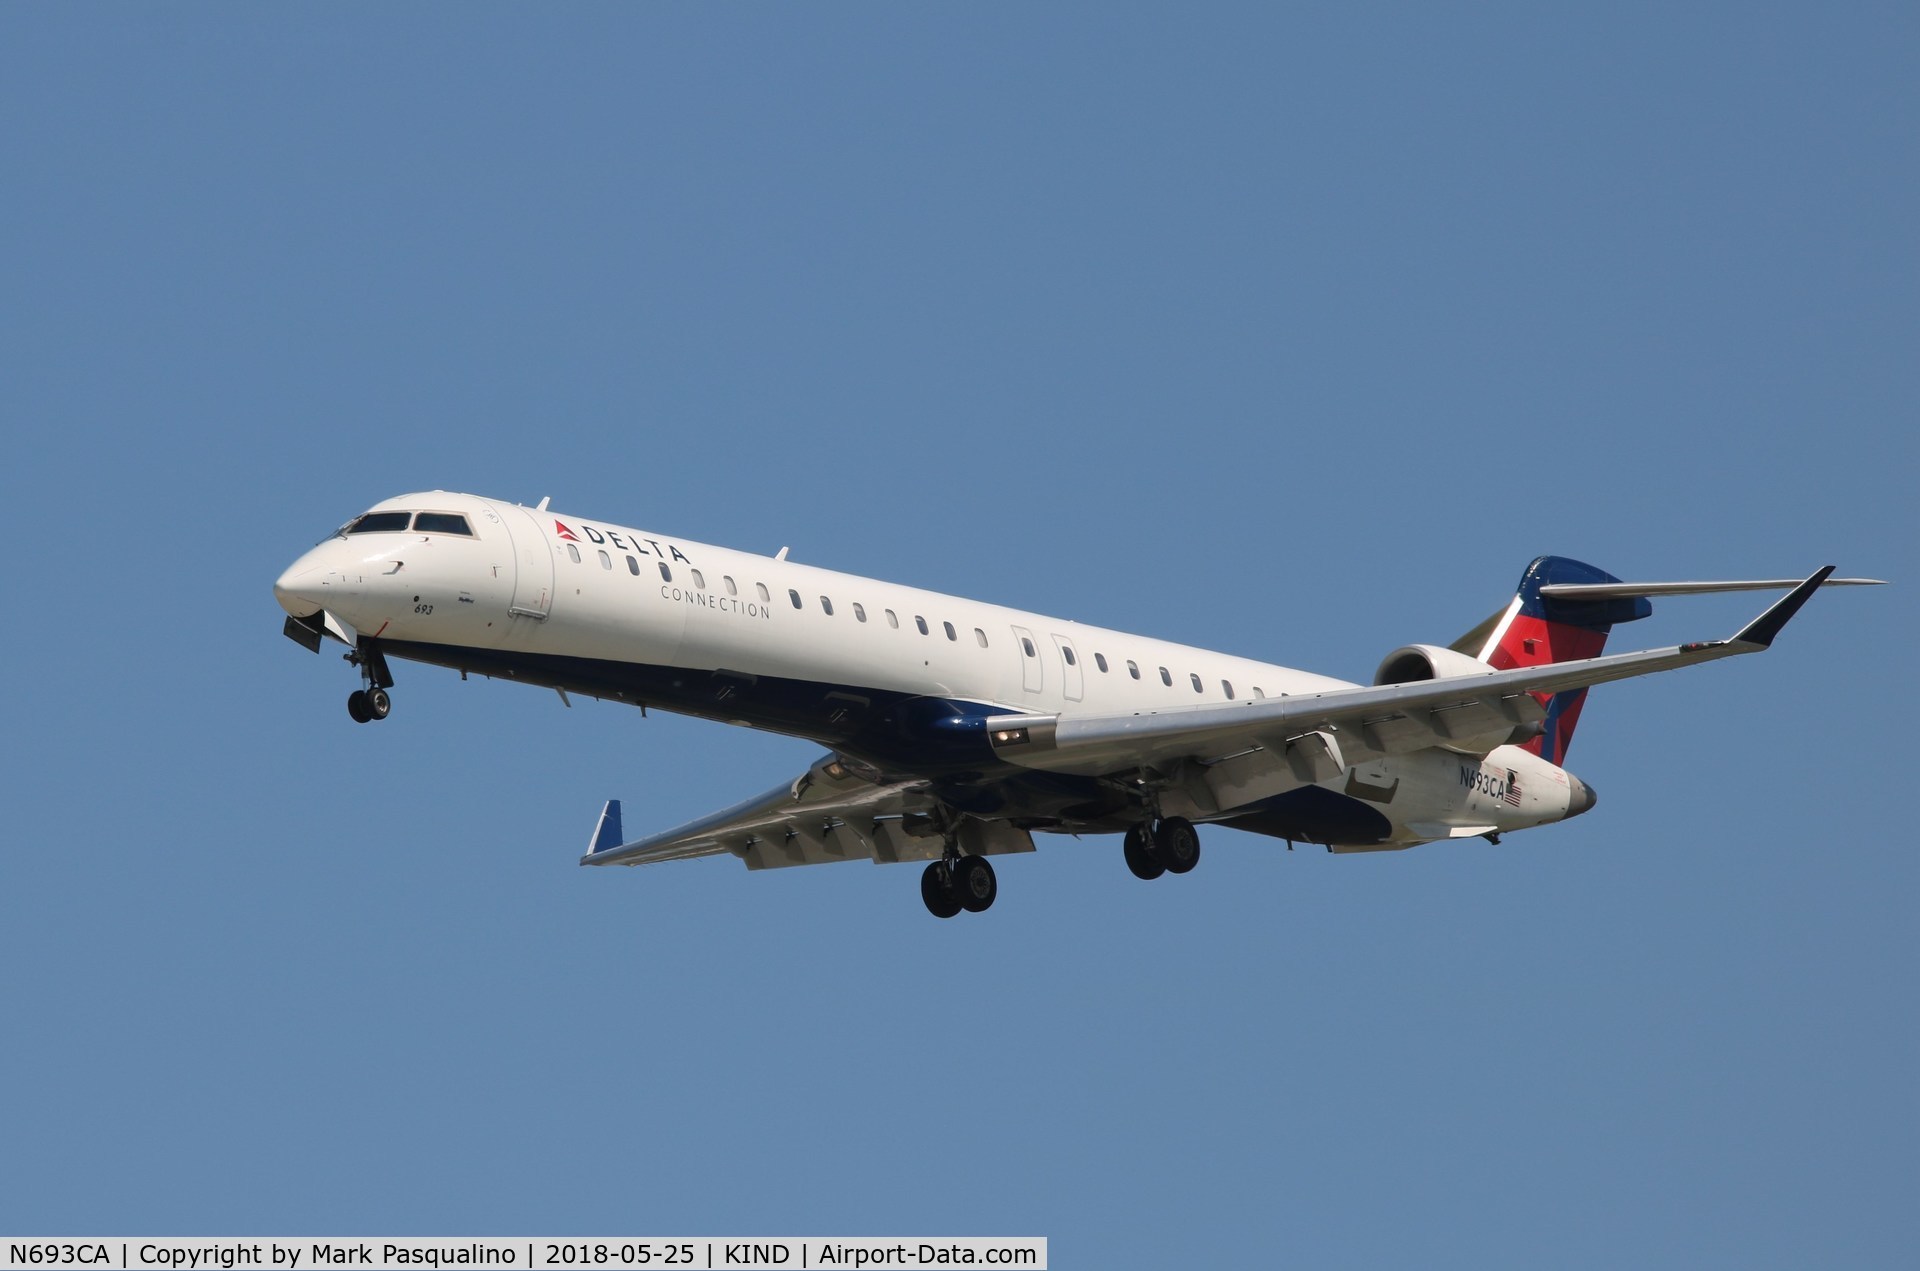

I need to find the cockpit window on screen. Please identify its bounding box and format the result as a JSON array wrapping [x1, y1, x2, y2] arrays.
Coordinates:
[[344, 512, 412, 535], [414, 512, 473, 536], [335, 510, 474, 538]]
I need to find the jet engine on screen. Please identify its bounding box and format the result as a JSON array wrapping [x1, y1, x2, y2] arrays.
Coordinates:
[[1373, 643, 1497, 686], [1372, 644, 1544, 752]]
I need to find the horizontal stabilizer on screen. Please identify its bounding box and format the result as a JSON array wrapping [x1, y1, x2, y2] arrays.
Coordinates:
[[1539, 576, 1883, 600]]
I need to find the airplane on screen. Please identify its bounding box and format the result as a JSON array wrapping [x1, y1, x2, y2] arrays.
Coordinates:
[[273, 492, 1881, 918]]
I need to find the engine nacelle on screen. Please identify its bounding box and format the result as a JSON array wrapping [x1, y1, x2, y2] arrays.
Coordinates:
[[1373, 643, 1496, 686], [1372, 643, 1543, 753]]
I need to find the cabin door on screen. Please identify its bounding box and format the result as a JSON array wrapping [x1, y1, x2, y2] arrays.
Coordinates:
[[500, 504, 555, 620]]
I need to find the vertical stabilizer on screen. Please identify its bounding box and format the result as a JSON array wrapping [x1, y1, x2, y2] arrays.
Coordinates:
[[1471, 557, 1652, 763]]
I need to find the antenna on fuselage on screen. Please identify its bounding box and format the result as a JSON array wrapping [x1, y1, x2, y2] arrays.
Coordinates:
[[775, 546, 790, 561], [535, 496, 551, 512]]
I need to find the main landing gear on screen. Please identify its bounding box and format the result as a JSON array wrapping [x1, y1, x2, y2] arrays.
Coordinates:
[[921, 849, 997, 919], [1123, 816, 1201, 881], [344, 642, 396, 724]]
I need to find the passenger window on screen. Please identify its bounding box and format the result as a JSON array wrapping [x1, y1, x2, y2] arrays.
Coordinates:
[[724, 576, 738, 596], [1252, 687, 1266, 699], [691, 569, 706, 589], [886, 609, 900, 629], [943, 621, 957, 641], [853, 603, 867, 622], [915, 616, 929, 635], [1127, 660, 1141, 680], [626, 555, 639, 575], [821, 597, 834, 616], [1223, 681, 1235, 700], [346, 511, 412, 535], [567, 544, 581, 564], [1062, 647, 1077, 666], [657, 562, 671, 582], [1095, 653, 1108, 672], [1022, 638, 1036, 657], [414, 512, 473, 536], [1190, 673, 1203, 693], [596, 550, 610, 569], [756, 582, 770, 603], [974, 628, 988, 648], [790, 589, 803, 609], [1160, 667, 1172, 686]]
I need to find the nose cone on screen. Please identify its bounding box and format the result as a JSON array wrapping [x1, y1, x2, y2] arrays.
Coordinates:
[[275, 543, 350, 618], [274, 563, 326, 617], [1566, 775, 1598, 819]]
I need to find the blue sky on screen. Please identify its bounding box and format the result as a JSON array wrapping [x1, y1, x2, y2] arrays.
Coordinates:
[[3, 4, 1914, 1266]]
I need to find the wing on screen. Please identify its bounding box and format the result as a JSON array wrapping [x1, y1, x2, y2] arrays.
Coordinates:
[[581, 753, 956, 871], [983, 567, 1838, 781]]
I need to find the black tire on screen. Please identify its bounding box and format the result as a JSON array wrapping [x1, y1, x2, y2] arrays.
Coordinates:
[[921, 862, 962, 919], [1155, 816, 1201, 875], [954, 855, 997, 913], [347, 690, 372, 723], [1124, 823, 1165, 880], [366, 687, 392, 720]]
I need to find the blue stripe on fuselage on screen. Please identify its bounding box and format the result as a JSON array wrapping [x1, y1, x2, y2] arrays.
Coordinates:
[[377, 638, 1135, 828]]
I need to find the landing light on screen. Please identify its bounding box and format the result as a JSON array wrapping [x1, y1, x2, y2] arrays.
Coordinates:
[[992, 728, 1030, 746]]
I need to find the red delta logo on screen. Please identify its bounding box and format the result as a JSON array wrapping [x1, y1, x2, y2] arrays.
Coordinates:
[[554, 521, 580, 541]]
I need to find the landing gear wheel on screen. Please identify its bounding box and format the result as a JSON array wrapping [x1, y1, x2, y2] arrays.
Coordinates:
[[347, 690, 372, 723], [1154, 816, 1201, 874], [920, 861, 962, 919], [954, 855, 997, 913], [1124, 823, 1165, 880], [365, 686, 392, 720]]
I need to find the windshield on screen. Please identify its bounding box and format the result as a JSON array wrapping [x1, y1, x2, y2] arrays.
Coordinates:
[[328, 509, 476, 541], [413, 512, 473, 536], [341, 511, 413, 535]]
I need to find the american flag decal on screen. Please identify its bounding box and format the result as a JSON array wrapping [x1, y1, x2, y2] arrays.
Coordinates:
[[1504, 770, 1523, 807]]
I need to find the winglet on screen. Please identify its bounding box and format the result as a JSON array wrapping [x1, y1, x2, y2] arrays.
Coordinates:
[[1731, 566, 1836, 649], [587, 799, 624, 856]]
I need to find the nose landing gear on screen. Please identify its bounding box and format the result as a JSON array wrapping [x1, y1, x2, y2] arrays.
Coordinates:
[[344, 642, 395, 724], [346, 687, 391, 723]]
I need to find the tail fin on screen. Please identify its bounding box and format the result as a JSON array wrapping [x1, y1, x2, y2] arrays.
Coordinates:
[[1461, 557, 1652, 764]]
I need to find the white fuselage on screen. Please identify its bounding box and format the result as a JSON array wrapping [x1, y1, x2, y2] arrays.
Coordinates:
[[274, 491, 1589, 848]]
